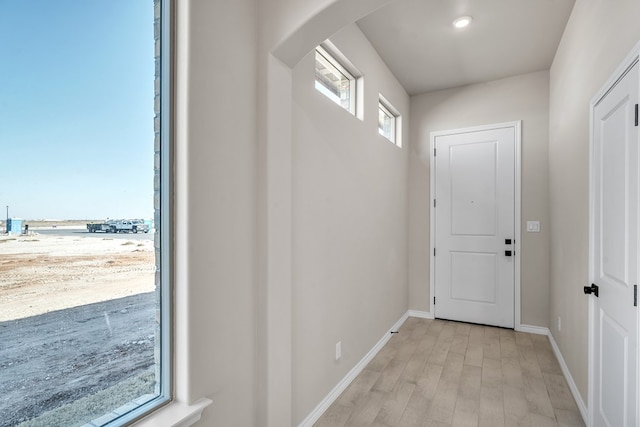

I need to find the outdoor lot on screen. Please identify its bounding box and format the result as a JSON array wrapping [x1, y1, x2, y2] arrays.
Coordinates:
[[0, 234, 157, 426]]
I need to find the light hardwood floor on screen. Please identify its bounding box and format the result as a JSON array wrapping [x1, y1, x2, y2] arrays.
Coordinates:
[[314, 317, 585, 427]]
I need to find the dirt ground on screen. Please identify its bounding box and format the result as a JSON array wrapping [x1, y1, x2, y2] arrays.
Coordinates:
[[0, 235, 155, 322], [0, 235, 158, 426]]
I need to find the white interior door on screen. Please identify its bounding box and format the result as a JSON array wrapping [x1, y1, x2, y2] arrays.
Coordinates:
[[590, 60, 638, 427], [433, 124, 517, 328]]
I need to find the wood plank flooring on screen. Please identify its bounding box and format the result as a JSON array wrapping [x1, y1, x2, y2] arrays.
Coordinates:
[[313, 318, 584, 427]]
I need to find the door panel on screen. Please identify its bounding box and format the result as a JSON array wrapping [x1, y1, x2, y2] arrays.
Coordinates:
[[591, 61, 638, 427], [450, 252, 497, 304], [600, 312, 628, 427], [450, 141, 497, 236], [434, 125, 516, 328], [601, 98, 631, 285]]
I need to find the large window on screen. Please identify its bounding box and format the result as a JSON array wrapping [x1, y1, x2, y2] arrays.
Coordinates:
[[0, 1, 171, 426]]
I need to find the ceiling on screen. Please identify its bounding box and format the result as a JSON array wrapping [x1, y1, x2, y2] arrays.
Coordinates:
[[356, 0, 575, 95]]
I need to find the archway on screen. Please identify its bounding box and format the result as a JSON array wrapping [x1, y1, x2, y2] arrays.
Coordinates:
[[258, 1, 394, 425]]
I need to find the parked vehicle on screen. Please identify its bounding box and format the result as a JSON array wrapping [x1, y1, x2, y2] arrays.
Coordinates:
[[86, 223, 111, 233], [87, 219, 150, 233], [131, 219, 151, 233]]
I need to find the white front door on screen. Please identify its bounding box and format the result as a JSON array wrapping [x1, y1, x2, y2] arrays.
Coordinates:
[[590, 60, 638, 427], [432, 123, 518, 328]]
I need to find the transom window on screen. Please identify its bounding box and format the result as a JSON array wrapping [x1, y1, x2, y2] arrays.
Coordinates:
[[315, 45, 357, 114], [378, 95, 401, 147]]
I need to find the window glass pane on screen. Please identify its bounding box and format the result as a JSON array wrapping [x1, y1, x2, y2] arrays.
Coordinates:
[[0, 1, 169, 426], [315, 49, 352, 111], [378, 104, 395, 142]]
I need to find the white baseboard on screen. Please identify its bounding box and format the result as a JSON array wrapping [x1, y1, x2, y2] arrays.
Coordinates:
[[407, 310, 434, 319], [517, 324, 550, 335], [547, 332, 588, 425], [297, 311, 410, 427]]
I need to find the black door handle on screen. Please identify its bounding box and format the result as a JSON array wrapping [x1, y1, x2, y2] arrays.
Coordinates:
[[505, 250, 512, 256], [584, 283, 599, 297]]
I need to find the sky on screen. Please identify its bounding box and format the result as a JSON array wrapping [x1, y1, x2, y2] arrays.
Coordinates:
[[0, 0, 155, 220]]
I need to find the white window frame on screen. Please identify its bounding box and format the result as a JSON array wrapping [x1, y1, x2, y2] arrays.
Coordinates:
[[378, 94, 401, 147], [315, 44, 358, 115]]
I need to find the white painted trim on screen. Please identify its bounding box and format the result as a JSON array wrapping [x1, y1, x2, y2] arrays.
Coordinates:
[[429, 121, 522, 329], [407, 310, 434, 319], [588, 39, 640, 427], [590, 39, 640, 106], [429, 133, 436, 317], [587, 55, 597, 427], [513, 121, 522, 330], [516, 324, 549, 336], [297, 312, 409, 427], [586, 296, 595, 427], [132, 398, 212, 427], [548, 333, 588, 425]]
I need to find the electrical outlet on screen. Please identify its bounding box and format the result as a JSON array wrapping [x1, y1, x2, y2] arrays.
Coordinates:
[[558, 316, 561, 332], [336, 341, 342, 360]]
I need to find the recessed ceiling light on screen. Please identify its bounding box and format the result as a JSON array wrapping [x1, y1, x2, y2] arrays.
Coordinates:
[[453, 16, 473, 29]]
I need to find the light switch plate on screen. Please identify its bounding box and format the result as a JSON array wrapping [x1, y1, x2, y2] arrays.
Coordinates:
[[527, 221, 540, 232]]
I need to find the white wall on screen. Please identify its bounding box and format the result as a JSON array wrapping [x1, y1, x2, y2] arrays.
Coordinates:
[[177, 1, 257, 425], [548, 0, 640, 403], [291, 23, 410, 423], [409, 71, 551, 328]]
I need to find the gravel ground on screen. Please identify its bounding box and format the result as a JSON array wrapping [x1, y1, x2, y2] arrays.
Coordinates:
[[0, 292, 157, 427]]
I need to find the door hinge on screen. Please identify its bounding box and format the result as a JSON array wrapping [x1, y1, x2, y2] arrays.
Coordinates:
[[634, 284, 637, 307], [433, 248, 436, 256], [434, 148, 436, 157], [434, 297, 436, 305], [433, 199, 436, 208], [635, 104, 638, 126]]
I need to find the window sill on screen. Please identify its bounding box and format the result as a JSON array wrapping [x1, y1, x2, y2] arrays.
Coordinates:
[[132, 398, 212, 427]]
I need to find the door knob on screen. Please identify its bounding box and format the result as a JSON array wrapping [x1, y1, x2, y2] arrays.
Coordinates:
[[505, 250, 512, 256], [583, 283, 599, 297]]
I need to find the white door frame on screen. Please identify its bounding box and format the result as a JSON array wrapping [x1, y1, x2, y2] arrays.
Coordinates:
[[588, 40, 640, 427], [429, 121, 522, 329]]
